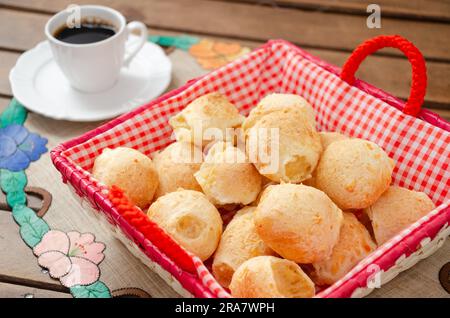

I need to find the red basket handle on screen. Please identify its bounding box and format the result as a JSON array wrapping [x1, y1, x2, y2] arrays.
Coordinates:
[[340, 35, 427, 117]]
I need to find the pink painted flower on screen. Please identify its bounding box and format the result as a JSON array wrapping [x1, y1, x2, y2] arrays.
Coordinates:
[[33, 230, 105, 287]]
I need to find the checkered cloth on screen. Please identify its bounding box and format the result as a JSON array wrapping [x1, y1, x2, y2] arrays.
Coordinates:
[[54, 40, 449, 298]]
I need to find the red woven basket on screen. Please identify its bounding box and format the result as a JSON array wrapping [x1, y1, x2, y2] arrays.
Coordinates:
[[51, 35, 450, 298]]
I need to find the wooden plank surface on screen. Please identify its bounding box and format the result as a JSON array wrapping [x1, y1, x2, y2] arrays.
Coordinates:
[[0, 282, 71, 298], [0, 9, 47, 51], [230, 0, 450, 22], [1, 0, 450, 61], [0, 50, 17, 95], [0, 8, 449, 114], [0, 96, 9, 110]]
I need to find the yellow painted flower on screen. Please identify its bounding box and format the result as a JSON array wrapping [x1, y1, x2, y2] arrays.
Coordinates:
[[189, 39, 251, 70]]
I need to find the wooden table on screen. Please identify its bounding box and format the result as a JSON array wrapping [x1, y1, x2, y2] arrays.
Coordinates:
[[0, 0, 449, 298]]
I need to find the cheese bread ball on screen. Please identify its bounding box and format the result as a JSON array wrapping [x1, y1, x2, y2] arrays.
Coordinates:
[[254, 184, 343, 263], [92, 147, 158, 209], [242, 93, 316, 133], [245, 107, 322, 183], [212, 207, 275, 288], [304, 131, 348, 187], [250, 178, 278, 206], [311, 212, 377, 285], [315, 138, 393, 210], [153, 141, 203, 197], [319, 131, 348, 149], [168, 92, 244, 147], [364, 186, 435, 245], [147, 190, 223, 261], [195, 142, 262, 206], [229, 256, 315, 298]]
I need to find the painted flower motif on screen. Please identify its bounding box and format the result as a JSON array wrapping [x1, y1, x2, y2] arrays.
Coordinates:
[[189, 39, 251, 70], [33, 230, 105, 288], [0, 124, 47, 171]]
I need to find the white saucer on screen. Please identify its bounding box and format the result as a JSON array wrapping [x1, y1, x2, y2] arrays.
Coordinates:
[[9, 36, 172, 122]]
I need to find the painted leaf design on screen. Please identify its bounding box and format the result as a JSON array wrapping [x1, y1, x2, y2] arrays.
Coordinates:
[[172, 35, 200, 51], [0, 169, 27, 208], [0, 99, 27, 128], [148, 35, 176, 47], [6, 190, 27, 207], [70, 281, 111, 298], [13, 205, 50, 247], [149, 35, 199, 51], [0, 169, 27, 193]]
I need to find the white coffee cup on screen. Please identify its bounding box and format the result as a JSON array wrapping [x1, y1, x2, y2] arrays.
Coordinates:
[[45, 5, 147, 93]]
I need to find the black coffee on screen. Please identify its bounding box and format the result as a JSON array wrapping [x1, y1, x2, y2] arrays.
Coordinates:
[[54, 21, 116, 44]]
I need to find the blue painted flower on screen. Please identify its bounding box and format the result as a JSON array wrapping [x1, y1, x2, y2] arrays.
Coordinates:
[[0, 124, 47, 171]]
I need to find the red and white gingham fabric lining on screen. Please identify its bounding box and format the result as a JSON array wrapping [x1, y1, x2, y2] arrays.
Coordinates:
[[59, 40, 449, 297], [62, 41, 449, 205]]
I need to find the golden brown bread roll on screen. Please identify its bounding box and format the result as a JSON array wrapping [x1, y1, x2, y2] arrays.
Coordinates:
[[168, 92, 244, 148], [153, 141, 203, 197], [250, 177, 278, 206], [244, 103, 322, 183], [147, 190, 223, 261], [303, 131, 348, 187], [254, 184, 343, 263], [212, 206, 275, 288], [229, 256, 315, 298], [315, 138, 393, 210], [319, 131, 348, 149], [92, 147, 158, 209], [364, 186, 436, 245], [311, 212, 377, 285], [242, 93, 316, 132], [195, 142, 262, 205]]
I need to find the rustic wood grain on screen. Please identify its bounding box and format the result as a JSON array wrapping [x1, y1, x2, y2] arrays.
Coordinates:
[[224, 0, 450, 22], [0, 9, 448, 113], [0, 9, 46, 51], [0, 96, 9, 110], [0, 0, 449, 61], [0, 282, 70, 298], [0, 50, 17, 95], [308, 50, 450, 110]]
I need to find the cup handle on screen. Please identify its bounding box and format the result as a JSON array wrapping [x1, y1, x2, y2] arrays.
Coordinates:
[[124, 21, 147, 67]]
